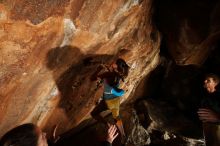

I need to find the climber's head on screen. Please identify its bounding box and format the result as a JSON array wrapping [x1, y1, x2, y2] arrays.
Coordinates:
[[0, 123, 48, 146], [107, 58, 129, 87], [116, 58, 129, 77], [112, 58, 129, 78]]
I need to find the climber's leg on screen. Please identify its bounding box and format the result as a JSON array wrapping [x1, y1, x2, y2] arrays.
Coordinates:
[[91, 99, 108, 125], [105, 98, 126, 143]]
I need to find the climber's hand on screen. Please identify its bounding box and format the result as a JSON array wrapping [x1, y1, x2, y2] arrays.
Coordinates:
[[106, 125, 118, 144]]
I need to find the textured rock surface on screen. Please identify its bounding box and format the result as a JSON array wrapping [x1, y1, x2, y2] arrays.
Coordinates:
[[123, 108, 151, 146], [55, 108, 151, 146], [0, 0, 161, 137], [133, 100, 205, 146], [154, 0, 220, 65]]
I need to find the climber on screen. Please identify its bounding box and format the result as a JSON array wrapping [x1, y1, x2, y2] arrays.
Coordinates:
[[91, 58, 129, 143], [198, 73, 220, 123]]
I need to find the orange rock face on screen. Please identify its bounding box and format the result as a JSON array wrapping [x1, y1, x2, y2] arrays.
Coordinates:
[[0, 0, 161, 137]]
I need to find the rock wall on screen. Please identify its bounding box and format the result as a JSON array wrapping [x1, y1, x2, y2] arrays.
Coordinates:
[[154, 0, 220, 65], [0, 0, 161, 137]]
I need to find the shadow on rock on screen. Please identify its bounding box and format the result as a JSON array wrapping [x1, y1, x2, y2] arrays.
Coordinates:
[[46, 45, 115, 138]]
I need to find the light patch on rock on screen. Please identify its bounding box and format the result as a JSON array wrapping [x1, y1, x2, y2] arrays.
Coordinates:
[[163, 131, 171, 140], [146, 121, 158, 133], [131, 61, 137, 69], [60, 18, 76, 47], [126, 109, 151, 146], [0, 10, 7, 21], [181, 136, 205, 146], [133, 0, 140, 5], [22, 72, 27, 76], [50, 86, 59, 98], [119, 0, 140, 14], [127, 0, 139, 9]]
